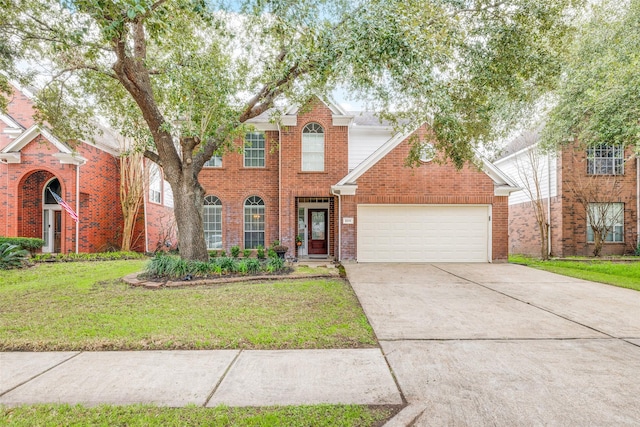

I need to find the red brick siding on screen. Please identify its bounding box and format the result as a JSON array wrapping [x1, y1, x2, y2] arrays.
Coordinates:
[[340, 126, 508, 261], [198, 131, 280, 251], [558, 144, 638, 256]]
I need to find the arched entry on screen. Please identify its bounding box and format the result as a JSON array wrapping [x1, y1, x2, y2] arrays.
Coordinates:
[[42, 178, 62, 253]]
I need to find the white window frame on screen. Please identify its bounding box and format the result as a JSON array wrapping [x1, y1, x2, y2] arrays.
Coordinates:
[[587, 202, 624, 243], [244, 196, 265, 249], [302, 123, 324, 171], [587, 144, 624, 175], [204, 195, 222, 249], [149, 163, 162, 204], [244, 132, 265, 168]]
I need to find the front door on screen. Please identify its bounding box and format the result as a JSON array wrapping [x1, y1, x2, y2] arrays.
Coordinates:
[[42, 209, 62, 253], [308, 209, 328, 255]]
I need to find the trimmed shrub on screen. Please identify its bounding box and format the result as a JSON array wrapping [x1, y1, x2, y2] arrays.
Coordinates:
[[0, 237, 44, 254], [0, 243, 29, 270], [243, 248, 252, 258], [256, 245, 265, 259], [230, 246, 240, 258]]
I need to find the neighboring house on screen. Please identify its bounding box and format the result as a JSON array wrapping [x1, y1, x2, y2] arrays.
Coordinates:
[[200, 97, 518, 262], [494, 131, 639, 257], [0, 84, 174, 253]]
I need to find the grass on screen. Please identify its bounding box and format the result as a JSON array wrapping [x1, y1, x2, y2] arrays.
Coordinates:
[[510, 254, 640, 291], [0, 404, 401, 426], [0, 260, 376, 351]]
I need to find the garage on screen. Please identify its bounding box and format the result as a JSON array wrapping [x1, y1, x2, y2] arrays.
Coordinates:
[[357, 205, 490, 262]]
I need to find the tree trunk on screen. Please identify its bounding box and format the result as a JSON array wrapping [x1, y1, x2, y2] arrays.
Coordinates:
[[593, 232, 604, 257], [169, 170, 209, 262], [539, 221, 549, 260]]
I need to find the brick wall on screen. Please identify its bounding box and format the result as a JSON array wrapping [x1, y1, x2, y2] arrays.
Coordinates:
[[557, 144, 638, 256], [340, 126, 508, 261]]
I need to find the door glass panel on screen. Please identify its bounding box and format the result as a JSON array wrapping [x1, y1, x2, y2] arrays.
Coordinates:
[[43, 210, 49, 248], [54, 211, 62, 253], [311, 211, 325, 240]]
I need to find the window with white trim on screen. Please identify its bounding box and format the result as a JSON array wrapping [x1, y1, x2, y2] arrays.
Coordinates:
[[302, 123, 324, 171], [149, 163, 161, 204], [204, 155, 222, 167], [244, 196, 264, 249], [204, 195, 222, 249], [244, 132, 265, 167], [587, 144, 624, 175], [587, 202, 624, 243]]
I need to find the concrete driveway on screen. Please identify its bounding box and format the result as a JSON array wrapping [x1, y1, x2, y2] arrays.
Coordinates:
[[345, 263, 640, 426]]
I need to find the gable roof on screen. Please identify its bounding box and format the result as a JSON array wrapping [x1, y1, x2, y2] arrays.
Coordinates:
[[0, 124, 87, 165], [333, 123, 520, 197]]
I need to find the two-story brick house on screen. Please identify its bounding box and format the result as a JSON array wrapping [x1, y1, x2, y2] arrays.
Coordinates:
[[495, 131, 639, 257], [200, 97, 518, 262], [0, 84, 174, 253]]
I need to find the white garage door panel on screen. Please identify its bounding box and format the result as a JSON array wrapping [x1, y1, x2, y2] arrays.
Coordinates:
[[357, 205, 489, 262]]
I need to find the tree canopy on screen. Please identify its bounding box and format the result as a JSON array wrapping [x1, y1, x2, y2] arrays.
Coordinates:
[[543, 0, 640, 150], [1, 0, 582, 260]]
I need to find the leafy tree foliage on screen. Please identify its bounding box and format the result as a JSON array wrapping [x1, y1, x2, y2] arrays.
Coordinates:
[[1, 0, 580, 260], [543, 0, 640, 149]]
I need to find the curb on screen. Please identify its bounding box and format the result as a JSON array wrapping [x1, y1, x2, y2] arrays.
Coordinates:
[[122, 273, 340, 289], [383, 403, 428, 427]]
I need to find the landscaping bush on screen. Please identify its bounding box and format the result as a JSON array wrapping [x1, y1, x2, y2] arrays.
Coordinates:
[[32, 251, 145, 263], [230, 245, 240, 258], [0, 243, 29, 270], [243, 248, 252, 258], [0, 237, 44, 254], [256, 245, 265, 259], [145, 252, 287, 279]]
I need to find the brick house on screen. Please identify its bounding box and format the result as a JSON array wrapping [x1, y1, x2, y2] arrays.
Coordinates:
[[494, 131, 639, 257], [0, 84, 174, 253], [200, 97, 517, 262]]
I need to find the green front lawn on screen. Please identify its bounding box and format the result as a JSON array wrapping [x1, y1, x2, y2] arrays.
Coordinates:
[[0, 404, 400, 427], [0, 260, 376, 351], [510, 255, 640, 291]]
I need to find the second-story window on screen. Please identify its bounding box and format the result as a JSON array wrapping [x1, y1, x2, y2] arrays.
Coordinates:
[[587, 144, 624, 175], [302, 123, 324, 171], [244, 132, 265, 167]]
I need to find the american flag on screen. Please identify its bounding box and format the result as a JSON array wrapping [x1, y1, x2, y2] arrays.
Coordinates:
[[48, 189, 79, 223]]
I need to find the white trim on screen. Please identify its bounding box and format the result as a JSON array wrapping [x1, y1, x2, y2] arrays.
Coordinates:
[[1, 125, 73, 154], [0, 152, 21, 163], [281, 115, 297, 126], [0, 114, 23, 129], [330, 185, 357, 196], [332, 114, 353, 127], [53, 152, 87, 165]]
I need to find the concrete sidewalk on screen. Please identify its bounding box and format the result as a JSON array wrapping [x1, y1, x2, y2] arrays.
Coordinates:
[[0, 348, 403, 407]]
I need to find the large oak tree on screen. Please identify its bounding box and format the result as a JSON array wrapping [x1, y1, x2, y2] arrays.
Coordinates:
[[2, 0, 580, 260]]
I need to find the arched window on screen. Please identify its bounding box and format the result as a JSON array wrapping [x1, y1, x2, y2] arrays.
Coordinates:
[[204, 196, 222, 249], [44, 178, 62, 205], [244, 196, 264, 249], [302, 123, 324, 171]]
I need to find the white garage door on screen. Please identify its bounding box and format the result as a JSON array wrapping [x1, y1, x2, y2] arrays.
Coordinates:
[[357, 205, 490, 262]]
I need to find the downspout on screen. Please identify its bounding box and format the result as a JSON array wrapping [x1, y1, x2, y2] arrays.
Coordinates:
[[278, 123, 282, 243], [75, 163, 80, 254], [143, 160, 149, 253], [547, 152, 552, 257]]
